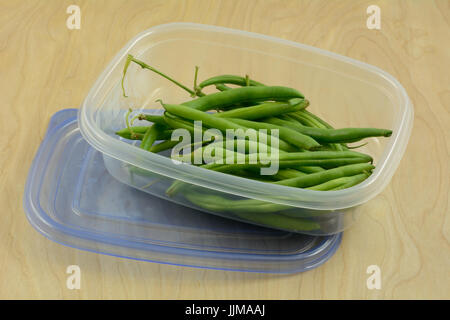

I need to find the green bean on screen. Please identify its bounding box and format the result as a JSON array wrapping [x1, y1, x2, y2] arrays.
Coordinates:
[[175, 138, 286, 170], [116, 129, 144, 140], [275, 163, 374, 188], [265, 117, 392, 143], [198, 74, 265, 89], [285, 112, 317, 127], [162, 112, 206, 136], [228, 118, 321, 150], [199, 150, 371, 175], [149, 140, 179, 153], [184, 191, 320, 230], [162, 104, 296, 152], [295, 166, 325, 173], [118, 62, 392, 202], [167, 149, 279, 196], [183, 191, 289, 213], [163, 103, 245, 131], [211, 158, 369, 173], [212, 81, 262, 107], [272, 169, 307, 180], [287, 110, 346, 151], [309, 144, 339, 151], [140, 123, 164, 151], [301, 109, 334, 129], [167, 157, 372, 197], [135, 114, 167, 126], [116, 127, 173, 140], [215, 149, 370, 165], [181, 86, 304, 111], [213, 99, 308, 120], [152, 137, 217, 161], [330, 173, 371, 190], [277, 113, 301, 124], [270, 150, 370, 162], [233, 211, 320, 231], [157, 130, 173, 141], [212, 83, 263, 108], [282, 157, 370, 168], [177, 144, 214, 164], [228, 170, 277, 183], [116, 126, 149, 136], [306, 173, 369, 191], [205, 148, 370, 165], [307, 114, 365, 152], [205, 139, 284, 156]]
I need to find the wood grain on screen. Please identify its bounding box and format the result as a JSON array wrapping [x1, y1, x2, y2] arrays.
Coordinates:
[[0, 0, 448, 299]]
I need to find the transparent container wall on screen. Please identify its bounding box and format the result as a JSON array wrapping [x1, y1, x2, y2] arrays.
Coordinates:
[[80, 24, 412, 235], [98, 26, 402, 160], [104, 153, 364, 236]]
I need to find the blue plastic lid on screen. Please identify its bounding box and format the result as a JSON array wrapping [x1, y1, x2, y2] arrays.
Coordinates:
[[23, 109, 342, 273]]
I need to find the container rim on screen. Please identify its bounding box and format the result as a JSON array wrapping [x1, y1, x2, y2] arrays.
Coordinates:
[[79, 22, 414, 210]]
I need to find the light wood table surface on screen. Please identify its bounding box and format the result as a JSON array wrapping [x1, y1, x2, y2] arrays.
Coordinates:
[[0, 0, 448, 299]]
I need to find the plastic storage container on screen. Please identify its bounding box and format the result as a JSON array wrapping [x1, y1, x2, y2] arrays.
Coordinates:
[[23, 109, 342, 273], [79, 23, 413, 235]]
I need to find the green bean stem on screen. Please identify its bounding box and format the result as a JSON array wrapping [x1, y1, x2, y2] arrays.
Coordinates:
[[215, 83, 232, 91], [122, 54, 201, 97]]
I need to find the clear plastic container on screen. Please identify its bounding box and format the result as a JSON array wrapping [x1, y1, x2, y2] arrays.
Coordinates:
[[79, 23, 414, 235], [23, 109, 342, 273]]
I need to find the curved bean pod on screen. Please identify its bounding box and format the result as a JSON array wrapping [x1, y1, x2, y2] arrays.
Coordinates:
[[307, 173, 370, 191], [181, 86, 304, 111], [140, 123, 165, 151], [214, 99, 308, 120], [162, 104, 296, 152], [275, 163, 374, 188], [198, 74, 265, 88], [265, 117, 392, 143], [228, 118, 321, 150]]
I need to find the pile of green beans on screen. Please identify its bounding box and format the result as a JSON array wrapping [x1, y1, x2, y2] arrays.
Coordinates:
[[116, 54, 393, 232]]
